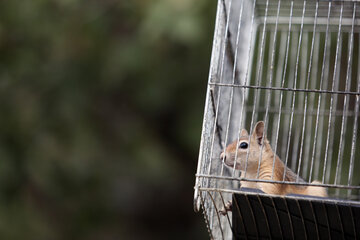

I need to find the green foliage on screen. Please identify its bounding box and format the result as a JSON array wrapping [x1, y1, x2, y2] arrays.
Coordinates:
[[0, 0, 216, 239]]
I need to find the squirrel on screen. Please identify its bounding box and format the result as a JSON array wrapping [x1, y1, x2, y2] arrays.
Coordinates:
[[219, 121, 327, 214]]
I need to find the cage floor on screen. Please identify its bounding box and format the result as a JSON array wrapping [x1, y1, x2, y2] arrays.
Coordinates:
[[232, 189, 360, 239]]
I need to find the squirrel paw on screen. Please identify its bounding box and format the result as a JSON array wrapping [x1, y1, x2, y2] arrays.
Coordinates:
[[219, 201, 232, 215]]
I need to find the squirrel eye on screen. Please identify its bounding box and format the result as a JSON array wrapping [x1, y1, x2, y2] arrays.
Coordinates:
[[239, 142, 248, 149]]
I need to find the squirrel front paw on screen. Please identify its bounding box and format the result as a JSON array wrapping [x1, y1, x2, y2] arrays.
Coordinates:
[[219, 200, 232, 215]]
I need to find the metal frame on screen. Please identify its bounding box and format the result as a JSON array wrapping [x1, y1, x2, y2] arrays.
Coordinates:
[[194, 0, 360, 239]]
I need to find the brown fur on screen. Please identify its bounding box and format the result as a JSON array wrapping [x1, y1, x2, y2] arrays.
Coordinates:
[[220, 121, 327, 197]]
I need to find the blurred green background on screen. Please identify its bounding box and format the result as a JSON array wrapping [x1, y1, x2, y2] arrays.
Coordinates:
[[0, 0, 216, 239]]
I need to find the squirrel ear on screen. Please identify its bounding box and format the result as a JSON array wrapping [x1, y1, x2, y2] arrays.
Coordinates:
[[240, 129, 249, 137], [252, 121, 265, 145]]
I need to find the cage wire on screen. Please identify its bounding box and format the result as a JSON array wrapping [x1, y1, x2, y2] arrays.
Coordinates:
[[194, 0, 360, 239]]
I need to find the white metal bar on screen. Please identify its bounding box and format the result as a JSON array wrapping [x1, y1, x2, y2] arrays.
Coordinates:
[[271, 31, 287, 147], [244, 0, 268, 177], [258, 0, 281, 179], [207, 0, 233, 176], [281, 30, 298, 165], [284, 0, 307, 181], [303, 32, 320, 180], [348, 3, 359, 195], [313, 33, 332, 181], [297, 1, 319, 181], [234, 0, 258, 178], [197, 174, 360, 190], [258, 16, 360, 26], [335, 2, 356, 188], [323, 3, 344, 184], [272, 1, 294, 180], [194, 0, 225, 212], [291, 31, 308, 172], [221, 0, 245, 176]]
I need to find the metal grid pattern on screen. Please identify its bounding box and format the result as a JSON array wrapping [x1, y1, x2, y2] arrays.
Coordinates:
[[194, 0, 360, 239]]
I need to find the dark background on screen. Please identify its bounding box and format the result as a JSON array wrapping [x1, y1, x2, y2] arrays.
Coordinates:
[[0, 0, 216, 239]]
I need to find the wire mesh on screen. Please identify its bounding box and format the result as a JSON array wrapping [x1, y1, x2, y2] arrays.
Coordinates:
[[194, 0, 360, 239]]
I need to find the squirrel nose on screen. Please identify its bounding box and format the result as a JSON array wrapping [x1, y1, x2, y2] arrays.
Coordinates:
[[220, 152, 226, 161]]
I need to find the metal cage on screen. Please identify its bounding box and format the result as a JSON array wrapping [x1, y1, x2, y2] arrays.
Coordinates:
[[193, 0, 360, 239]]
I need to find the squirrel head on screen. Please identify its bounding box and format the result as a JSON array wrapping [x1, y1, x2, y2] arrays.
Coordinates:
[[220, 121, 271, 171]]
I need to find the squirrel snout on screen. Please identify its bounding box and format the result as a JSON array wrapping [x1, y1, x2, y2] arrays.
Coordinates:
[[220, 152, 226, 162]]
